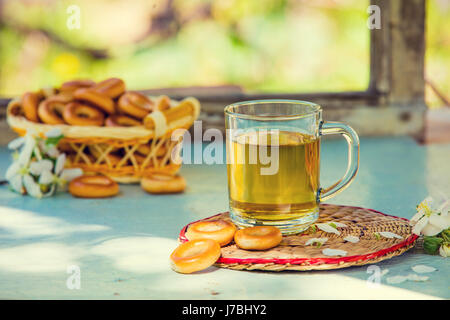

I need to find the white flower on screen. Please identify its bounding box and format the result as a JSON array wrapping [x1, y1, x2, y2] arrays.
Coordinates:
[[378, 231, 403, 240], [38, 140, 60, 158], [23, 174, 42, 198], [5, 161, 28, 194], [386, 275, 407, 284], [46, 146, 60, 158], [422, 215, 450, 236], [45, 128, 63, 138], [52, 154, 82, 187], [411, 265, 437, 274], [5, 157, 44, 197], [4, 128, 81, 198], [386, 274, 429, 284], [322, 248, 347, 256], [39, 170, 55, 185], [7, 137, 25, 150], [406, 274, 429, 282], [56, 168, 83, 187], [29, 159, 53, 176], [315, 223, 341, 235], [305, 237, 328, 246], [411, 196, 450, 236], [343, 235, 360, 243], [17, 134, 35, 166], [6, 161, 21, 181], [439, 244, 450, 257], [333, 222, 348, 228], [29, 159, 55, 189]]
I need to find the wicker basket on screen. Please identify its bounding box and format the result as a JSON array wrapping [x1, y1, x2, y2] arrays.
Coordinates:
[[7, 96, 200, 183]]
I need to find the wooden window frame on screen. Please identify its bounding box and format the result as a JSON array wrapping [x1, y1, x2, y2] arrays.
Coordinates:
[[0, 0, 426, 138], [143, 0, 426, 137]]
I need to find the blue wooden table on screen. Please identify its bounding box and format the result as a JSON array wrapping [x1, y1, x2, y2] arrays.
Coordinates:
[[0, 137, 449, 299]]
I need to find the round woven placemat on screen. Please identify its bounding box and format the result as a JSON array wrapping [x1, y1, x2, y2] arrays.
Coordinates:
[[179, 204, 418, 271]]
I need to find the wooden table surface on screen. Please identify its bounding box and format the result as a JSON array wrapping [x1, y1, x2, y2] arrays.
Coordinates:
[[0, 137, 449, 299]]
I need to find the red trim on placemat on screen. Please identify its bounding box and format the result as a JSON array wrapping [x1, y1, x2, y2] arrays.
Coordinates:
[[178, 204, 419, 266]]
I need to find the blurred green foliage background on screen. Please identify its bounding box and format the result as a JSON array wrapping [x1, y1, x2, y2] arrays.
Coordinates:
[[0, 0, 448, 108]]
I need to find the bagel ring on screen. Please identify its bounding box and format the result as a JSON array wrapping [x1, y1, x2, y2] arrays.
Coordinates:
[[105, 114, 141, 127], [118, 91, 154, 119], [60, 79, 95, 93], [63, 102, 105, 126], [186, 220, 237, 246], [93, 78, 126, 98], [68, 175, 119, 198], [234, 226, 282, 250], [50, 92, 75, 103], [170, 239, 221, 274], [136, 143, 167, 157], [155, 95, 171, 111], [22, 92, 41, 122], [141, 173, 186, 194], [38, 98, 67, 125], [39, 87, 58, 99], [8, 100, 23, 117], [73, 88, 115, 114], [57, 141, 74, 153]]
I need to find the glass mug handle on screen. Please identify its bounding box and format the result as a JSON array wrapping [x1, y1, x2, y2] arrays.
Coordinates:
[[318, 121, 360, 202]]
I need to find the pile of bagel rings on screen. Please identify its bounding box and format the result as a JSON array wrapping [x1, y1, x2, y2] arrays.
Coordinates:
[[170, 221, 282, 274], [16, 78, 190, 199], [67, 172, 187, 198], [20, 78, 171, 127]]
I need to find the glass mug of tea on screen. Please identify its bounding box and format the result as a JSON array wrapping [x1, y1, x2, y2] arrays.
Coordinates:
[[225, 100, 359, 234]]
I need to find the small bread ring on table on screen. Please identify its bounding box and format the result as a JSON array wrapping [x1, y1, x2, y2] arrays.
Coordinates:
[[186, 220, 237, 246], [234, 226, 282, 250], [60, 79, 95, 93], [22, 92, 41, 122], [118, 91, 154, 119], [63, 102, 105, 126], [68, 175, 119, 198], [38, 98, 67, 125], [141, 173, 186, 194], [170, 239, 221, 274], [105, 114, 141, 127], [93, 78, 126, 98], [73, 88, 115, 114]]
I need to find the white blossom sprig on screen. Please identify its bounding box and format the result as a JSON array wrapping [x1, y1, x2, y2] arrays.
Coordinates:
[[411, 196, 450, 236], [410, 196, 450, 258], [4, 128, 82, 198]]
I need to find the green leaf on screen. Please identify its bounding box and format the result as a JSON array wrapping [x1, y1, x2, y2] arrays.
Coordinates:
[[423, 236, 444, 255], [309, 225, 317, 234], [45, 135, 64, 146], [329, 222, 337, 229], [374, 232, 381, 240]]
